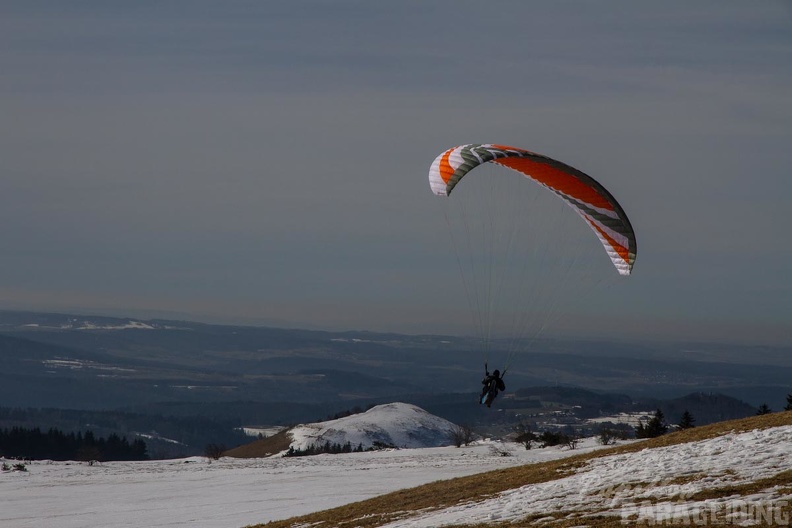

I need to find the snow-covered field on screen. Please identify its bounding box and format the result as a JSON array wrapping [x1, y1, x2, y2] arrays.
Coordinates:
[[1, 438, 607, 528]]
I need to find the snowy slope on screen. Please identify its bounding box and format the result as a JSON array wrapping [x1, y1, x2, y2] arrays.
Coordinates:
[[288, 402, 459, 450], [383, 425, 792, 527]]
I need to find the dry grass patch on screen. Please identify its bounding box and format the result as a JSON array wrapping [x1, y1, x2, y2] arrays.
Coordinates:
[[458, 515, 644, 528], [689, 468, 792, 501], [248, 412, 792, 528], [225, 430, 292, 458], [664, 472, 709, 487]]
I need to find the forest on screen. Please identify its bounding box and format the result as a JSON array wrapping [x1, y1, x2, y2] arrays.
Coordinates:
[[0, 426, 148, 461]]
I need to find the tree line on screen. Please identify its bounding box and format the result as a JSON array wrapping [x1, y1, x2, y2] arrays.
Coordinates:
[[631, 394, 792, 440], [284, 439, 397, 457], [0, 426, 148, 461], [0, 406, 248, 459]]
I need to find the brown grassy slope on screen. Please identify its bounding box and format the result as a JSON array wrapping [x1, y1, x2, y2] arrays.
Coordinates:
[[225, 430, 292, 458], [250, 411, 792, 528]]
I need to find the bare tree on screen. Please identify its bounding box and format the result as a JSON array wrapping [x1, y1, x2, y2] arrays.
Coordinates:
[[598, 428, 616, 446], [204, 443, 226, 460], [449, 424, 476, 447], [513, 420, 539, 450]]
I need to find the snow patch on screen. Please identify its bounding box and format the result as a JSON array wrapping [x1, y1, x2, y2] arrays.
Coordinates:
[[239, 426, 286, 437], [76, 320, 155, 330], [587, 411, 654, 426]]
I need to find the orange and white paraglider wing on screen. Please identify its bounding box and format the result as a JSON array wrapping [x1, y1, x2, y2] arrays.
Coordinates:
[[428, 143, 637, 275]]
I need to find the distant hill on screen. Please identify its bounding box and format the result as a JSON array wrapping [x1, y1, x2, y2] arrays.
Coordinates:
[[289, 402, 458, 450], [226, 403, 458, 457], [658, 391, 757, 425]]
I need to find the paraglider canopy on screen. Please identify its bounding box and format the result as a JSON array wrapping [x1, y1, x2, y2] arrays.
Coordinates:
[[428, 143, 636, 275]]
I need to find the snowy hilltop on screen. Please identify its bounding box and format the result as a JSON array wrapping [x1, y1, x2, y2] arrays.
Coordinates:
[[288, 402, 459, 451]]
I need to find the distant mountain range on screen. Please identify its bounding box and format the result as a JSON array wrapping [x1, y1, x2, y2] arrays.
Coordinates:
[[2, 308, 789, 409], [0, 309, 789, 457]]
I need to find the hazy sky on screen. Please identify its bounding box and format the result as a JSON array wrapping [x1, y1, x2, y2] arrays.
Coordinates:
[[1, 1, 790, 344]]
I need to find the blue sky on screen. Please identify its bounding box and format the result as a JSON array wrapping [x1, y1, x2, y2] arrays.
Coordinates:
[[1, 1, 790, 344]]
